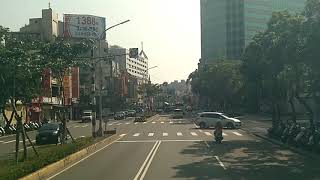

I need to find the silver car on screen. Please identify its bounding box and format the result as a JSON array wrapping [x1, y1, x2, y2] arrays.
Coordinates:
[[194, 112, 241, 129]]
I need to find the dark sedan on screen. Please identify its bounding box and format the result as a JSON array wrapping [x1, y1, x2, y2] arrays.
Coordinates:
[[36, 123, 62, 145]]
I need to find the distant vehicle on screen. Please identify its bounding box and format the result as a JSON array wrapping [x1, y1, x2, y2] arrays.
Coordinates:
[[127, 110, 136, 117], [36, 123, 62, 145], [172, 109, 184, 119], [134, 112, 146, 122], [82, 110, 94, 123], [194, 112, 241, 129], [114, 112, 126, 120]]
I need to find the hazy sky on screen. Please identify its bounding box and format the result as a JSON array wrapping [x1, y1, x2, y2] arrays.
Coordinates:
[[0, 0, 200, 84]]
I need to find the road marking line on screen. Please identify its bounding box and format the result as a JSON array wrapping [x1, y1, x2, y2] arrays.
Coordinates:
[[177, 132, 183, 136], [47, 136, 123, 180], [134, 141, 159, 180], [191, 132, 198, 136], [125, 122, 130, 125], [74, 125, 81, 128], [169, 121, 173, 124], [204, 132, 212, 136], [199, 130, 203, 132], [233, 132, 243, 136], [163, 133, 168, 136], [223, 132, 228, 136], [178, 121, 182, 123], [143, 122, 147, 124], [120, 134, 126, 137], [140, 141, 161, 180], [79, 136, 85, 138], [134, 122, 138, 125], [3, 140, 16, 144], [117, 123, 122, 125], [215, 156, 227, 170], [82, 125, 89, 128], [116, 139, 204, 143], [204, 140, 210, 148], [148, 133, 154, 137], [152, 122, 156, 124], [133, 133, 140, 137], [161, 122, 164, 124]]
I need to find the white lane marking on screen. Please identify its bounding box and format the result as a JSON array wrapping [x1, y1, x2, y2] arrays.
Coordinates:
[[215, 156, 227, 170], [191, 132, 198, 136], [116, 139, 204, 143], [148, 133, 154, 137], [161, 122, 164, 124], [169, 121, 173, 124], [204, 132, 212, 136], [47, 136, 122, 180], [0, 140, 4, 143], [82, 125, 89, 128], [199, 130, 203, 132], [116, 123, 122, 125], [3, 140, 16, 144], [120, 134, 126, 137], [152, 122, 156, 124], [134, 122, 138, 125], [140, 141, 161, 180], [133, 133, 140, 137], [143, 122, 147, 124], [163, 133, 168, 136], [125, 122, 130, 125], [177, 132, 183, 136], [134, 141, 159, 180], [108, 123, 114, 125], [223, 132, 228, 136], [233, 132, 243, 136], [74, 125, 81, 128], [178, 121, 182, 123]]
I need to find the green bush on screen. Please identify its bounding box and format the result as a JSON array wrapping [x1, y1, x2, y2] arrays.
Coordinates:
[[0, 137, 94, 180]]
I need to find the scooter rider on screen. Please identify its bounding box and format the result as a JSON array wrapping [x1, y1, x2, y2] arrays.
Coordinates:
[[214, 121, 223, 143]]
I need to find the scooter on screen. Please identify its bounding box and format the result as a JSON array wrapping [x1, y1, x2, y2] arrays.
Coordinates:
[[214, 130, 223, 144]]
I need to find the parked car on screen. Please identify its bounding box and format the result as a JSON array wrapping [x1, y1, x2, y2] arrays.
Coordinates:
[[172, 109, 184, 119], [114, 112, 126, 120], [127, 110, 136, 117], [194, 112, 241, 129], [36, 123, 62, 145], [82, 110, 94, 123]]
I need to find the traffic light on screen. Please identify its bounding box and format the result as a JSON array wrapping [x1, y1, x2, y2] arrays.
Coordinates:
[[129, 48, 139, 58]]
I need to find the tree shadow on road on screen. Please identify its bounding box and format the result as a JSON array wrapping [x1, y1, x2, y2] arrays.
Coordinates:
[[173, 139, 320, 180]]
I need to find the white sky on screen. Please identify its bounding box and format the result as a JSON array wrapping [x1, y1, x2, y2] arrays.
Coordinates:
[[0, 0, 201, 84]]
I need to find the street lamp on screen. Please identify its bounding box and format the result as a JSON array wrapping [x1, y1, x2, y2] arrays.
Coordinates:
[[95, 19, 130, 137]]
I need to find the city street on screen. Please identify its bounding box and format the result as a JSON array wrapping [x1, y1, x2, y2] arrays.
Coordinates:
[[39, 114, 320, 180]]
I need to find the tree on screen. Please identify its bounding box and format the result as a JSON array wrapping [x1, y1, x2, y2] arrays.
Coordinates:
[[40, 38, 91, 143]]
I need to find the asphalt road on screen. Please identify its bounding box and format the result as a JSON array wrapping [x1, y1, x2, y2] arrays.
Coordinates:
[[44, 114, 320, 180]]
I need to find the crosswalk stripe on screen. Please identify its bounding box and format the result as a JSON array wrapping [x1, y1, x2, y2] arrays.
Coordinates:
[[148, 133, 154, 137], [177, 132, 183, 136], [120, 134, 126, 137], [178, 121, 182, 123], [117, 123, 122, 125], [134, 122, 138, 125], [125, 122, 130, 125], [163, 133, 168, 136], [161, 122, 164, 124], [152, 122, 156, 124], [169, 121, 173, 124], [143, 122, 147, 124], [74, 125, 81, 128], [191, 132, 198, 136], [223, 132, 228, 136], [3, 140, 16, 144], [82, 125, 89, 128], [233, 132, 243, 136], [133, 133, 140, 137], [79, 136, 85, 138], [204, 132, 212, 136]]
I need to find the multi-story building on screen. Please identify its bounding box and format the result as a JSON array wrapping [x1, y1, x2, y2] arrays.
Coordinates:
[[200, 0, 306, 65]]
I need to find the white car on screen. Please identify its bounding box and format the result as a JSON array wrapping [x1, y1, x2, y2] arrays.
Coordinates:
[[172, 109, 184, 119], [194, 112, 241, 129]]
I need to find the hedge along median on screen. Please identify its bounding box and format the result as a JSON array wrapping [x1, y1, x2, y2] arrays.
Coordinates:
[[0, 136, 109, 180]]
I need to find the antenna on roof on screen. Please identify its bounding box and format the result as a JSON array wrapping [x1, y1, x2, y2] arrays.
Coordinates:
[[141, 42, 143, 51], [49, 1, 51, 9]]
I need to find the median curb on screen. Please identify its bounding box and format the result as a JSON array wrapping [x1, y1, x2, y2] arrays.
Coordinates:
[[251, 132, 320, 160], [20, 134, 120, 180]]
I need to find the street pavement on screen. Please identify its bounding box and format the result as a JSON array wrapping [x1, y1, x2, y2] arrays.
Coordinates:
[[42, 114, 320, 180]]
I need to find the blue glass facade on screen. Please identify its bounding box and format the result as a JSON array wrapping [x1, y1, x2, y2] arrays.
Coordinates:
[[201, 0, 306, 63]]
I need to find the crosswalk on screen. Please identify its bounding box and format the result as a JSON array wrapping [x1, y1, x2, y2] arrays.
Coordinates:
[[119, 131, 244, 138]]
